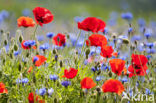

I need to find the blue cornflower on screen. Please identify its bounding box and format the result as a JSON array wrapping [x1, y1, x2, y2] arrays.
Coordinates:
[[103, 28, 108, 34], [121, 12, 133, 21], [33, 56, 39, 63], [14, 51, 20, 56], [128, 27, 133, 32], [144, 33, 151, 39], [39, 43, 50, 50], [39, 88, 46, 96], [91, 67, 96, 72], [22, 78, 29, 84], [48, 88, 54, 96], [74, 16, 84, 22], [23, 40, 36, 47], [138, 18, 146, 27], [146, 55, 152, 59], [46, 32, 54, 39], [146, 43, 154, 48], [146, 48, 155, 54], [37, 35, 44, 41], [96, 76, 103, 81], [145, 88, 152, 95], [16, 78, 21, 84], [131, 35, 142, 42], [22, 9, 31, 16], [61, 81, 71, 87], [49, 74, 58, 81], [121, 77, 128, 83]]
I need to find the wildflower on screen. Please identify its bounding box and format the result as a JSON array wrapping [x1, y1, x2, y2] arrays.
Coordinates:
[[109, 59, 125, 76], [121, 12, 133, 21], [96, 76, 103, 81], [144, 33, 151, 39], [0, 82, 8, 94], [86, 34, 107, 47], [128, 54, 148, 77], [39, 88, 46, 96], [37, 35, 44, 41], [21, 40, 36, 49], [52, 33, 66, 46], [62, 68, 78, 79], [39, 43, 50, 50], [17, 16, 35, 27], [22, 78, 29, 84], [16, 78, 21, 84], [80, 77, 96, 89], [78, 17, 106, 33], [100, 45, 114, 58], [48, 88, 54, 96], [22, 9, 31, 16], [33, 7, 53, 26], [102, 79, 124, 95], [28, 66, 33, 73], [74, 16, 84, 22], [61, 81, 71, 87], [138, 18, 146, 27], [32, 55, 47, 67], [46, 32, 54, 39], [28, 92, 34, 103], [14, 51, 20, 56], [49, 74, 58, 81], [28, 92, 45, 103]]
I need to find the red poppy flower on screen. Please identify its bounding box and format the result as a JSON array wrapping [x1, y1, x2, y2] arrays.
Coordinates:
[[86, 34, 107, 47], [33, 7, 54, 26], [52, 33, 66, 46], [109, 59, 125, 76], [17, 16, 35, 28], [128, 54, 148, 77], [80, 77, 96, 89], [28, 66, 33, 73], [0, 82, 8, 94], [131, 54, 148, 66], [102, 79, 124, 95], [28, 92, 34, 103], [62, 68, 78, 79], [100, 45, 114, 58], [78, 17, 106, 33], [32, 55, 47, 67], [28, 92, 45, 103]]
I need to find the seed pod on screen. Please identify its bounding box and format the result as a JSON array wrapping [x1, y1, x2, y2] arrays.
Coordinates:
[[54, 98, 57, 103], [60, 60, 63, 67], [53, 49, 57, 54], [18, 64, 22, 71], [18, 35, 23, 43], [14, 44, 18, 51], [67, 34, 70, 39], [122, 39, 129, 44], [85, 48, 90, 56], [108, 71, 112, 77], [0, 29, 4, 34], [4, 40, 8, 46]]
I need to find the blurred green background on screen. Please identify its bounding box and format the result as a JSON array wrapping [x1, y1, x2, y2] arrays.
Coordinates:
[[1, 0, 156, 21]]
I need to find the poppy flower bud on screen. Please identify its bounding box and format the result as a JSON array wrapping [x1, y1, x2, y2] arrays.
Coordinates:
[[60, 60, 63, 67], [112, 33, 117, 39], [26, 52, 29, 57], [96, 86, 101, 93], [0, 29, 4, 34], [18, 64, 22, 71], [108, 71, 112, 77], [54, 98, 57, 103], [18, 35, 23, 43], [4, 40, 8, 46], [67, 34, 70, 39], [11, 37, 15, 44], [53, 49, 57, 54], [122, 39, 129, 44], [130, 45, 135, 51], [14, 44, 18, 51]]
